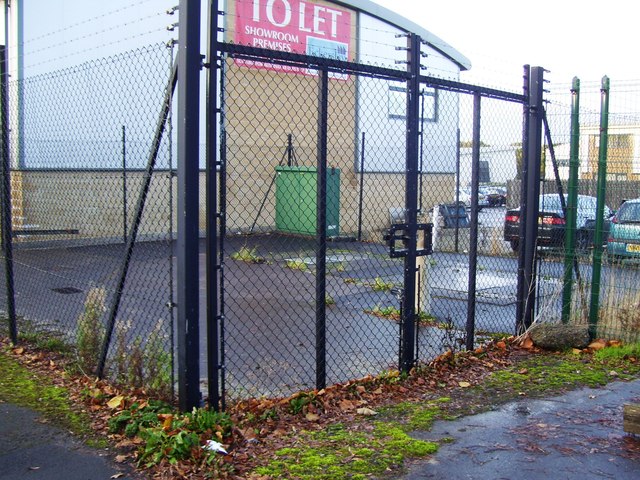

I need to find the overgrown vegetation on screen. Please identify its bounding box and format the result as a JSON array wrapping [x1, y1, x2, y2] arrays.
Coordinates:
[[230, 245, 265, 264], [365, 304, 440, 326], [76, 287, 106, 373], [286, 259, 308, 271]]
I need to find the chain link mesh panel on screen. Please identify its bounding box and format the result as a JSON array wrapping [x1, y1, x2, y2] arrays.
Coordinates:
[[0, 44, 176, 398], [540, 81, 640, 343]]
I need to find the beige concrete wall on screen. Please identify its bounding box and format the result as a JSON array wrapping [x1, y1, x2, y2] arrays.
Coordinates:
[[14, 169, 456, 243]]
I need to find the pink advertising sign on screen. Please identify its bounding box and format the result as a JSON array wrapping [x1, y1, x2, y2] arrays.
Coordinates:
[[234, 0, 352, 75]]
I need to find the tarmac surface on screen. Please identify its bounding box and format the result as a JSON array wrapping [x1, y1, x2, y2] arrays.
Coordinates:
[[400, 378, 640, 480], [0, 403, 141, 480]]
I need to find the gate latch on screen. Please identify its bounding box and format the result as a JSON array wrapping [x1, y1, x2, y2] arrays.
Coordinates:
[[383, 223, 433, 258]]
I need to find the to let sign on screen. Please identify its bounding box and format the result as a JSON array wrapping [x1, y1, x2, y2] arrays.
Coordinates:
[[234, 0, 352, 74]]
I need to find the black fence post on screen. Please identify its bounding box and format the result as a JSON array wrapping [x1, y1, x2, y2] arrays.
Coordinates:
[[517, 66, 545, 333], [465, 93, 481, 351], [177, 0, 201, 411], [357, 132, 365, 242], [0, 43, 16, 345], [206, 0, 222, 411], [315, 67, 329, 391], [122, 125, 127, 244], [400, 33, 421, 373]]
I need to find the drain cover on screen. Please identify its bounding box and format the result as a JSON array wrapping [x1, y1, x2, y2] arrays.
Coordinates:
[[52, 287, 83, 295]]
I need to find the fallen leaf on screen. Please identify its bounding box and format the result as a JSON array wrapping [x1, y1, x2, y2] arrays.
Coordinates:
[[458, 381, 471, 388], [114, 455, 128, 464], [609, 370, 619, 377], [107, 395, 125, 410], [496, 341, 507, 350], [356, 407, 378, 416], [110, 473, 125, 479], [518, 369, 528, 375], [338, 399, 357, 412], [520, 336, 534, 350], [588, 339, 607, 351], [158, 413, 173, 430], [13, 347, 24, 355], [306, 413, 320, 422], [572, 348, 582, 355]]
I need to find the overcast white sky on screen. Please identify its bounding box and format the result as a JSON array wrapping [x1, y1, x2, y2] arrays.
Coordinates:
[[21, 0, 639, 88], [372, 0, 638, 90]]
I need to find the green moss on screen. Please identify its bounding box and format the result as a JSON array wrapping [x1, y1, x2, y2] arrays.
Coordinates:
[[380, 398, 450, 431], [255, 421, 438, 479], [482, 352, 640, 398], [0, 352, 92, 436], [594, 343, 640, 362]]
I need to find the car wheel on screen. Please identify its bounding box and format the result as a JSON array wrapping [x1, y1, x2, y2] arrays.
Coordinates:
[[510, 239, 519, 252]]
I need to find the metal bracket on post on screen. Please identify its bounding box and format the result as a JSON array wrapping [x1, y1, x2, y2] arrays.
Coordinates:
[[384, 223, 433, 258]]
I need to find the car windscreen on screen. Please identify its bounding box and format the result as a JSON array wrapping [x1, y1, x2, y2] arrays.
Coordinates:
[[616, 202, 640, 223]]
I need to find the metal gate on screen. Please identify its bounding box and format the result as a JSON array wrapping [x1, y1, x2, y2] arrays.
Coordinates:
[[170, 4, 543, 410]]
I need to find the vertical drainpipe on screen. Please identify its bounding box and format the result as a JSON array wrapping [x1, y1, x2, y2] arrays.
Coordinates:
[[588, 76, 610, 340], [561, 78, 581, 323]]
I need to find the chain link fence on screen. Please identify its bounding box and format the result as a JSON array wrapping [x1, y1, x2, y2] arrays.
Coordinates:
[[3, 31, 639, 407], [537, 80, 640, 343], [0, 43, 177, 398]]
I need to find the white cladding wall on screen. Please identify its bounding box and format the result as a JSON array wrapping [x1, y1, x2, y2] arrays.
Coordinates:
[[357, 13, 460, 173]]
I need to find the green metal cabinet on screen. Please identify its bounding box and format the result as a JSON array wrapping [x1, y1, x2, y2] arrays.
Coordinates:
[[275, 166, 340, 237]]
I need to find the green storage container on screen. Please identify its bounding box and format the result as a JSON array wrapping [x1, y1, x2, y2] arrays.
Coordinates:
[[275, 166, 340, 237]]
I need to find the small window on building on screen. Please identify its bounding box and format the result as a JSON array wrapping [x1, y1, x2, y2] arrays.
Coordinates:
[[388, 86, 438, 122]]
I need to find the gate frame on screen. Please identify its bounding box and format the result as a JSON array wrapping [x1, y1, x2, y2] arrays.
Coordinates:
[[200, 6, 541, 409]]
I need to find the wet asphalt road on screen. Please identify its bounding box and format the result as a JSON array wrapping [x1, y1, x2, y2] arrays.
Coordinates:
[[0, 403, 141, 480], [399, 379, 640, 480]]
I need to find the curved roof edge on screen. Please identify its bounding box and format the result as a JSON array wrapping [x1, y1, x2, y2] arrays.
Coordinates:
[[331, 0, 472, 71]]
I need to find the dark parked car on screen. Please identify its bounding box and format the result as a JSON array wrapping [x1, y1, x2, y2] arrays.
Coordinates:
[[607, 198, 640, 260], [481, 186, 507, 207], [504, 194, 612, 252]]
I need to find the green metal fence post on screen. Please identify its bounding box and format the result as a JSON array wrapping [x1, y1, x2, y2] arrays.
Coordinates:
[[588, 76, 610, 340], [561, 78, 581, 323]]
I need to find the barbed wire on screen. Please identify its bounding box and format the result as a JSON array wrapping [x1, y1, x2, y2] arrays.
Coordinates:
[[23, 0, 165, 46]]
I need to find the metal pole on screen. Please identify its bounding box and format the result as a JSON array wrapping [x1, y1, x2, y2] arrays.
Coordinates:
[[315, 67, 329, 390], [454, 128, 461, 252], [515, 65, 530, 334], [357, 131, 365, 241], [176, 0, 201, 411], [561, 78, 581, 323], [400, 33, 421, 372], [465, 93, 481, 351], [588, 76, 610, 340], [97, 61, 178, 379], [520, 66, 545, 332], [0, 42, 16, 345], [122, 125, 127, 244], [206, 0, 221, 410]]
